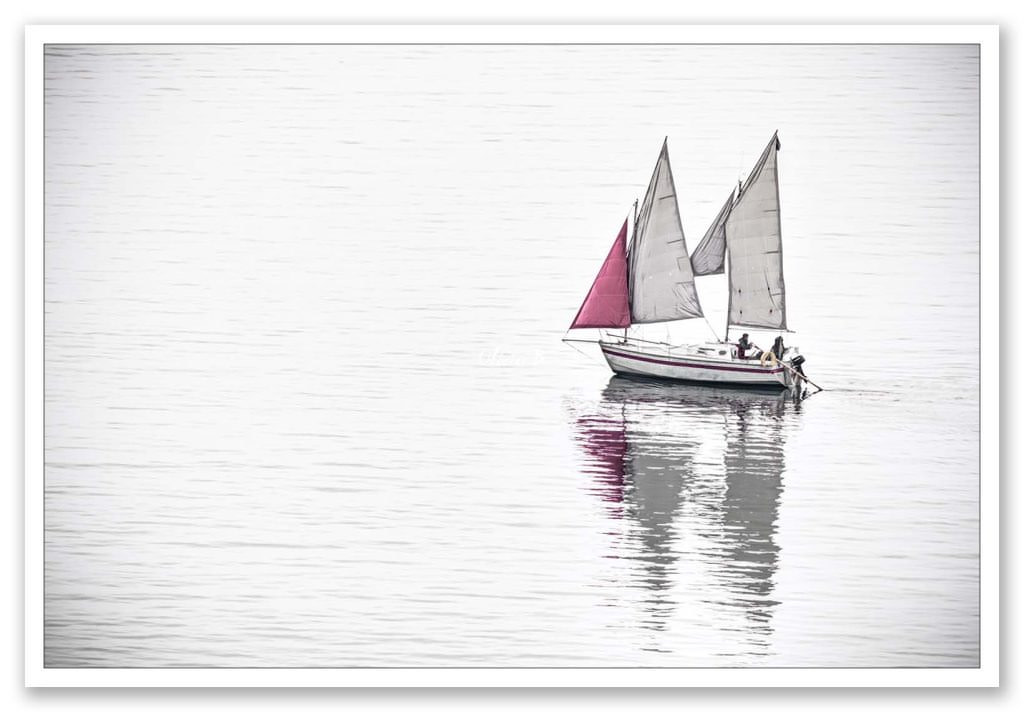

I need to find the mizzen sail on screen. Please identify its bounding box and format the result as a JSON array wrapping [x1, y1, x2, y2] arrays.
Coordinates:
[[570, 220, 631, 329], [627, 140, 703, 323], [690, 189, 734, 277], [725, 133, 787, 330]]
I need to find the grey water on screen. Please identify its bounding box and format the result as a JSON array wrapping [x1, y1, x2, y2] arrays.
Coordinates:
[[42, 44, 979, 667]]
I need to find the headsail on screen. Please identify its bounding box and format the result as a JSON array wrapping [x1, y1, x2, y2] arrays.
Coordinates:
[[627, 139, 703, 323], [570, 220, 631, 329], [725, 133, 787, 330], [689, 189, 734, 277]]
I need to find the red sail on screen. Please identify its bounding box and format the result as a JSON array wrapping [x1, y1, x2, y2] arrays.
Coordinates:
[[570, 221, 631, 329]]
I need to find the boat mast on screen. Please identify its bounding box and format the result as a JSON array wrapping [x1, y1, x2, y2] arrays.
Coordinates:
[[724, 210, 731, 343], [725, 176, 743, 343], [624, 197, 638, 341], [723, 174, 746, 344]]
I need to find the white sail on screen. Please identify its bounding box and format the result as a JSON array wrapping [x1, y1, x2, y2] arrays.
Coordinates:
[[725, 133, 786, 330], [628, 140, 703, 323], [689, 189, 734, 277]]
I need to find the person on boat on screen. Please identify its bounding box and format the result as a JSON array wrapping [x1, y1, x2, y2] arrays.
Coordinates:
[[736, 333, 752, 359], [771, 335, 786, 360]]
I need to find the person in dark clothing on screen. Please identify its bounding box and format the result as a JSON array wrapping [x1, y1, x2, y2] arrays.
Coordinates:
[[771, 335, 786, 360], [736, 333, 752, 359]]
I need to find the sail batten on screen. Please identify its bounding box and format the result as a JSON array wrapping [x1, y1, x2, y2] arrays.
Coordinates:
[[725, 133, 787, 331], [627, 140, 703, 323]]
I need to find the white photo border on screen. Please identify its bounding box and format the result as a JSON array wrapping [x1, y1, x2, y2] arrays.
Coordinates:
[[24, 23, 1000, 688]]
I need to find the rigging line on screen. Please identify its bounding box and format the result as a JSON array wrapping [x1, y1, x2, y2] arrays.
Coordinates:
[[702, 316, 722, 343], [565, 337, 602, 366]]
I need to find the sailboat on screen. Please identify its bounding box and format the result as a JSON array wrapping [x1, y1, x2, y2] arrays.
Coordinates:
[[566, 132, 812, 390]]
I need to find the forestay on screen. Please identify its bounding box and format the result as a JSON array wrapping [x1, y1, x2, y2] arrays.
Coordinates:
[[627, 140, 704, 323], [725, 133, 787, 330]]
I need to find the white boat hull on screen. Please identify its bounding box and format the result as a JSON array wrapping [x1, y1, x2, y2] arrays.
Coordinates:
[[599, 341, 792, 389]]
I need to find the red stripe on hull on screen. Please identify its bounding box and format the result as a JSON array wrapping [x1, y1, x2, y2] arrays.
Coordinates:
[[600, 347, 784, 374]]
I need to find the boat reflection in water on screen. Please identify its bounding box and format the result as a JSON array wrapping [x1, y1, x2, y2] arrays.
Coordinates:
[[572, 375, 799, 658]]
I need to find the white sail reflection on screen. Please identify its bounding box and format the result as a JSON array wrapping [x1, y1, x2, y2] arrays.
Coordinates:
[[572, 376, 797, 658]]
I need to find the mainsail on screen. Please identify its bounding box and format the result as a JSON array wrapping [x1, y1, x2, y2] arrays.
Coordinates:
[[627, 140, 703, 323], [569, 220, 631, 329], [689, 189, 735, 277], [725, 133, 786, 330]]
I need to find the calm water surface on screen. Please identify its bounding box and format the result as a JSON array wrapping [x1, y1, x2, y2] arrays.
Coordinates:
[[43, 44, 979, 667]]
